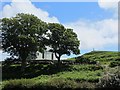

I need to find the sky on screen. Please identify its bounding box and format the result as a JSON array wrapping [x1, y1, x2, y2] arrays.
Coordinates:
[[0, 0, 119, 60]]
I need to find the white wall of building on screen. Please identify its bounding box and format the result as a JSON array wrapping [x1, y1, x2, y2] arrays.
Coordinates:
[[36, 51, 57, 60]]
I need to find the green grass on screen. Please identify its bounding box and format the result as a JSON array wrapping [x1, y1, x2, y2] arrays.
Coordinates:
[[33, 64, 103, 83], [81, 51, 118, 61], [66, 57, 76, 61], [55, 70, 102, 82], [2, 78, 96, 90], [76, 51, 119, 65], [2, 64, 104, 89], [1, 51, 119, 89]]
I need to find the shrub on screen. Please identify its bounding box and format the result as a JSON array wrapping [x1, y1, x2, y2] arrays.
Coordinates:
[[89, 65, 103, 71], [46, 78, 78, 89], [72, 65, 103, 71], [96, 71, 120, 88], [2, 79, 36, 90], [2, 78, 97, 90], [109, 61, 120, 67], [75, 56, 97, 65], [46, 78, 97, 89], [75, 56, 91, 64], [76, 82, 95, 89]]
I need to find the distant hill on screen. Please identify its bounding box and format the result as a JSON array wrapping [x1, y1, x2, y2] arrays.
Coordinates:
[[68, 51, 119, 65], [77, 51, 119, 61]]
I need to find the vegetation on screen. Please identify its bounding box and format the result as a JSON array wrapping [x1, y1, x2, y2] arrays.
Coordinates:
[[2, 78, 96, 90], [1, 13, 47, 69], [2, 51, 120, 89], [1, 13, 80, 68], [2, 64, 102, 90], [1, 13, 120, 90], [109, 61, 120, 67], [47, 23, 80, 63], [97, 66, 120, 89], [76, 51, 119, 65]]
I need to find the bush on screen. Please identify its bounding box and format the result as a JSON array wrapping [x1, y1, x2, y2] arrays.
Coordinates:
[[75, 56, 97, 65], [2, 78, 96, 90], [47, 78, 97, 89], [75, 56, 90, 64], [96, 71, 120, 88], [46, 78, 78, 89], [109, 61, 120, 67], [72, 65, 103, 71], [77, 82, 95, 89], [89, 65, 103, 71], [2, 79, 36, 90]]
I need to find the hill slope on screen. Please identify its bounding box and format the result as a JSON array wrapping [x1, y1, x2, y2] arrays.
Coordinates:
[[76, 51, 119, 65], [78, 51, 119, 61], [1, 51, 120, 89]]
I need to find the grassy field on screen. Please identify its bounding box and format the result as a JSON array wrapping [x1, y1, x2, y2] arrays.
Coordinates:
[[1, 51, 120, 90], [76, 51, 119, 64]]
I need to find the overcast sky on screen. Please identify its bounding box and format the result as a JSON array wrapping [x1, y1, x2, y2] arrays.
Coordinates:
[[0, 0, 119, 60]]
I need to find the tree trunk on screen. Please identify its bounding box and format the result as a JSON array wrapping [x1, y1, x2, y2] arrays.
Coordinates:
[[21, 59, 26, 72], [42, 52, 44, 59], [19, 51, 28, 73], [58, 56, 60, 64], [20, 55, 27, 72], [55, 53, 61, 64], [51, 52, 54, 60]]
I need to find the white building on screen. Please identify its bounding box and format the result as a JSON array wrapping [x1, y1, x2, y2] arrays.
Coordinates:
[[36, 51, 57, 60], [36, 46, 57, 60]]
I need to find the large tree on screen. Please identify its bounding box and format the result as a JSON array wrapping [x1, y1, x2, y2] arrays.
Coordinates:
[[47, 23, 80, 63], [1, 13, 47, 69]]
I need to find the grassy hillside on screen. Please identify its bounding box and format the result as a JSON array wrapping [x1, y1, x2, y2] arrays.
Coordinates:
[[78, 51, 119, 61], [1, 51, 120, 89], [76, 51, 119, 65]]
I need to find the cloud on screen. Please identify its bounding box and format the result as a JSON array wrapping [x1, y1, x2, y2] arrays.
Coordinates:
[[0, 0, 59, 23], [0, 0, 118, 52], [63, 0, 118, 51], [98, 0, 119, 18], [98, 0, 119, 9], [64, 19, 118, 50]]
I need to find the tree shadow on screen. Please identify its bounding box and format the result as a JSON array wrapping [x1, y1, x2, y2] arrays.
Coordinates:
[[2, 63, 72, 80]]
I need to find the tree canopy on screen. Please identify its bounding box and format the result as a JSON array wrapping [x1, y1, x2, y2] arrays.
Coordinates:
[[1, 13, 80, 66], [1, 13, 47, 68], [47, 23, 80, 63]]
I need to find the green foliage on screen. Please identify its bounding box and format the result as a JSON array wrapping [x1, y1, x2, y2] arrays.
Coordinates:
[[47, 23, 80, 62], [2, 51, 119, 89], [45, 78, 95, 89], [97, 67, 120, 88], [76, 51, 119, 65], [1, 13, 81, 68], [2, 79, 35, 90], [2, 78, 96, 90], [66, 57, 76, 61], [2, 63, 72, 80], [46, 78, 78, 89], [2, 63, 103, 82], [109, 61, 120, 67], [1, 13, 47, 67], [1, 63, 104, 89], [72, 65, 103, 71], [76, 56, 97, 64], [0, 83, 2, 90], [57, 70, 102, 83]]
